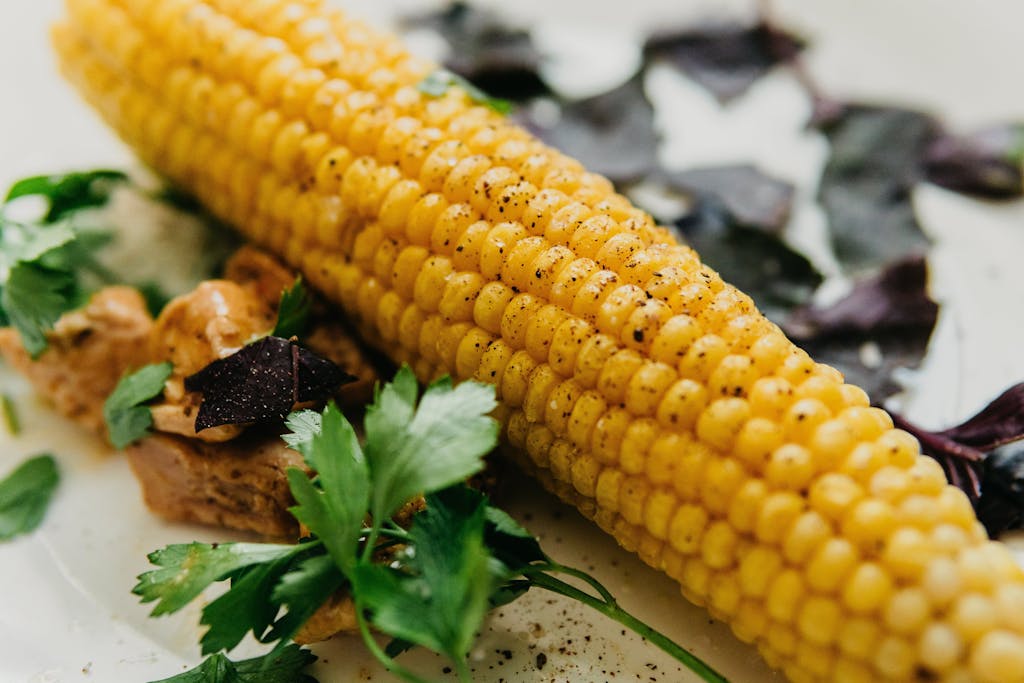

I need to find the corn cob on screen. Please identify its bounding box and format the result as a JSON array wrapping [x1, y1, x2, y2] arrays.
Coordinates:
[[51, 1, 1024, 681]]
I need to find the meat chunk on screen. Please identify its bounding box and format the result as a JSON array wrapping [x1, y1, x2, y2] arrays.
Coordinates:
[[223, 245, 297, 312], [0, 286, 153, 436], [148, 280, 275, 442], [125, 430, 305, 538]]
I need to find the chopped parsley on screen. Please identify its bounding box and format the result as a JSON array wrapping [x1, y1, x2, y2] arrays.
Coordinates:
[[0, 453, 60, 542], [103, 362, 173, 449]]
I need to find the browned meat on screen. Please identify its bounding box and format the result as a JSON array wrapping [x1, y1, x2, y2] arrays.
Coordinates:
[[0, 286, 153, 436], [148, 280, 275, 442], [294, 593, 358, 643], [125, 430, 306, 538], [223, 245, 297, 312]]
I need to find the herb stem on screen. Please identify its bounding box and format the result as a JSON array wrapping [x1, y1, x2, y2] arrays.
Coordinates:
[[354, 597, 433, 683], [1, 394, 20, 435], [527, 572, 728, 683], [454, 657, 473, 683], [543, 562, 617, 605]]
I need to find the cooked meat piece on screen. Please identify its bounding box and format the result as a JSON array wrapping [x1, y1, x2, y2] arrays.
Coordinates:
[[294, 592, 358, 644], [225, 246, 380, 407], [0, 286, 153, 436], [125, 430, 305, 538], [148, 280, 275, 442], [304, 321, 379, 408], [223, 245, 297, 312]]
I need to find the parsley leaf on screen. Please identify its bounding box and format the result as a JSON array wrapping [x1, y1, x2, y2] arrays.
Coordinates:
[[265, 552, 346, 645], [103, 361, 173, 449], [281, 409, 321, 453], [2, 262, 76, 358], [355, 487, 500, 664], [365, 370, 498, 522], [5, 170, 127, 223], [0, 453, 60, 541], [149, 644, 318, 683], [198, 552, 300, 655], [272, 277, 312, 339], [133, 541, 305, 617], [286, 403, 369, 575], [417, 69, 513, 114]]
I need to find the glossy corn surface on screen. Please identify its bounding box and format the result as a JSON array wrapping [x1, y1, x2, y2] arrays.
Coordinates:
[[52, 1, 1024, 681]]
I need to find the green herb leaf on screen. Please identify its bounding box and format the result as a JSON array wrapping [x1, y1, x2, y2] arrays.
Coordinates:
[[133, 542, 304, 617], [0, 453, 60, 541], [417, 69, 512, 114], [149, 644, 318, 683], [272, 277, 312, 339], [2, 262, 76, 358], [5, 170, 127, 223], [265, 552, 347, 644], [198, 553, 300, 655], [355, 487, 500, 662], [103, 361, 174, 449], [484, 504, 546, 571], [286, 403, 369, 575], [365, 370, 498, 522], [281, 409, 321, 453]]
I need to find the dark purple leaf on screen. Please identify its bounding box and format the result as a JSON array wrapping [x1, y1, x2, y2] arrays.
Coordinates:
[[975, 441, 1024, 536], [519, 75, 657, 184], [663, 164, 795, 234], [643, 21, 804, 103], [785, 255, 938, 340], [924, 123, 1024, 199], [401, 2, 549, 101], [184, 337, 355, 431], [674, 197, 820, 323], [939, 383, 1024, 452], [785, 256, 938, 403], [815, 105, 939, 272]]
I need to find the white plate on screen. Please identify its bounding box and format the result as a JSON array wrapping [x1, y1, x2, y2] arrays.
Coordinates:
[[2, 1, 1024, 682]]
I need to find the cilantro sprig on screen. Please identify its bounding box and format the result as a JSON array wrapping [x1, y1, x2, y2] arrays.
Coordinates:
[[135, 368, 726, 683], [271, 277, 312, 339]]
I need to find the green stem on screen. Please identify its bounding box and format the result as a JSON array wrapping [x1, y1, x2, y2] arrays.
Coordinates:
[[527, 572, 728, 683], [543, 562, 617, 604], [453, 657, 473, 683], [354, 597, 432, 683]]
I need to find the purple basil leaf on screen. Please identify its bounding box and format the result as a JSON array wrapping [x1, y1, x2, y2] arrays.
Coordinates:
[[924, 123, 1024, 199], [785, 255, 938, 339], [520, 75, 657, 184], [643, 21, 804, 103], [663, 164, 795, 234], [674, 197, 820, 323], [938, 383, 1024, 452], [976, 441, 1024, 536], [815, 105, 939, 272], [401, 2, 549, 101], [184, 337, 354, 431], [785, 256, 938, 403]]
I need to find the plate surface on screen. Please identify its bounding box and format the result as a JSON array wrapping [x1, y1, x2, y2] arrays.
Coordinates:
[[2, 1, 1024, 682]]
